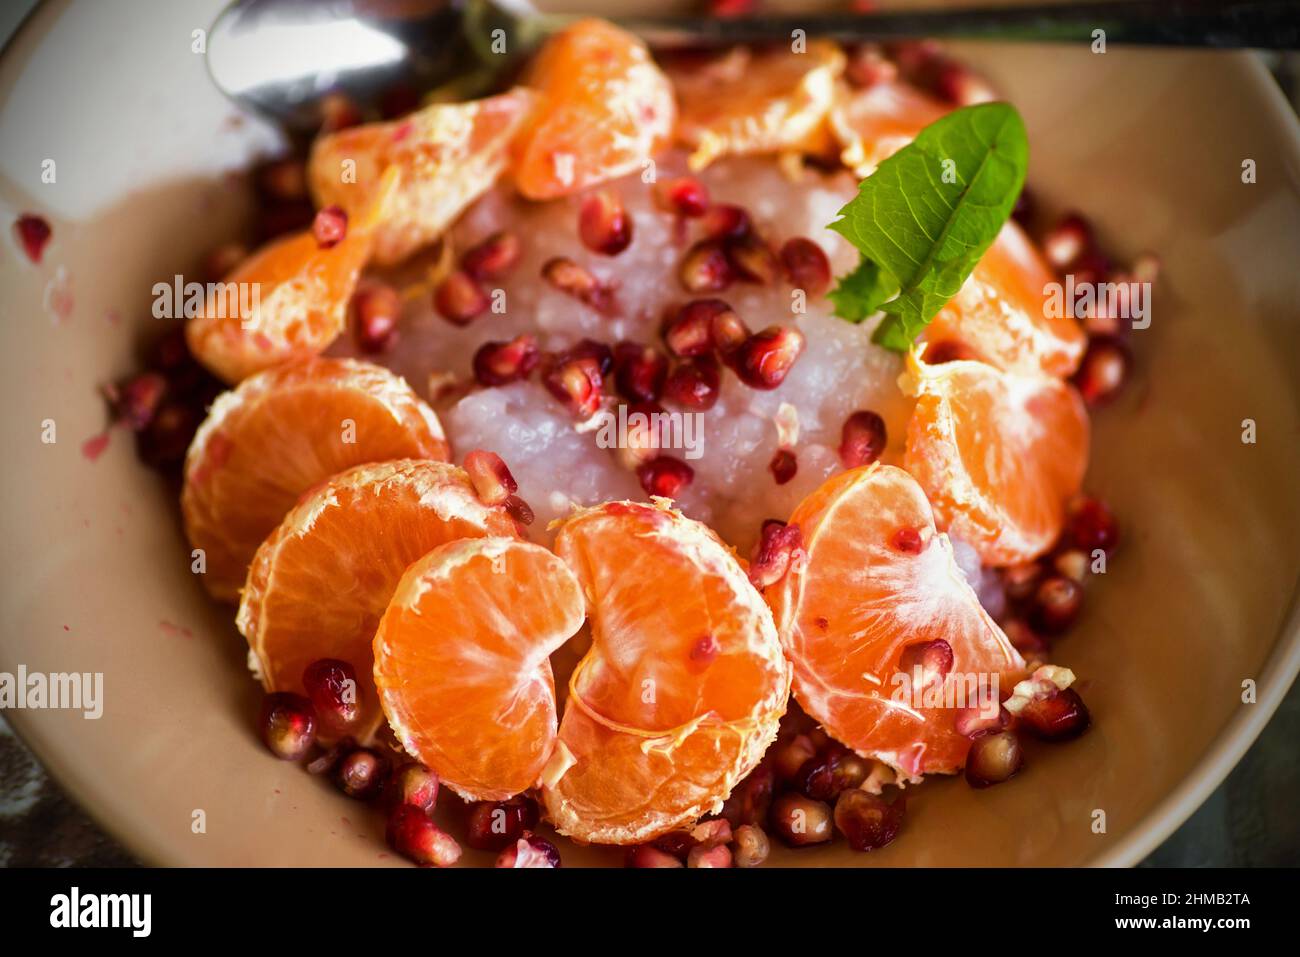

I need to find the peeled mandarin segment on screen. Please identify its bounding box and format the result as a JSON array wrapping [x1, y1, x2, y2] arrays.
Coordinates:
[[374, 538, 583, 801], [185, 169, 399, 384], [922, 223, 1087, 379], [237, 459, 520, 740], [902, 353, 1090, 567], [181, 357, 449, 603], [667, 42, 845, 170], [513, 18, 676, 200], [542, 500, 789, 845], [828, 78, 949, 177], [766, 463, 1026, 780], [309, 88, 535, 267]]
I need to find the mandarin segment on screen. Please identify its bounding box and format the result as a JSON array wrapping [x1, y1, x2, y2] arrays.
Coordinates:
[[542, 500, 789, 844], [182, 357, 449, 603], [903, 353, 1090, 566], [309, 88, 535, 267], [766, 463, 1026, 781], [829, 78, 949, 177], [238, 460, 520, 740], [374, 538, 584, 801], [513, 19, 676, 200]]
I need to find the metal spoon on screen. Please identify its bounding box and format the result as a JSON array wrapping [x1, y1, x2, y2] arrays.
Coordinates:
[[207, 0, 1300, 132]]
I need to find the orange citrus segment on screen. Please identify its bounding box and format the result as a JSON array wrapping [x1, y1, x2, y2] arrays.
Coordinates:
[[238, 459, 520, 739], [186, 168, 399, 384], [513, 18, 676, 200], [374, 538, 584, 801], [829, 78, 949, 177], [182, 357, 449, 603], [542, 500, 789, 844], [309, 88, 535, 267], [922, 223, 1086, 379], [903, 353, 1089, 566], [666, 42, 845, 170], [766, 463, 1026, 780]]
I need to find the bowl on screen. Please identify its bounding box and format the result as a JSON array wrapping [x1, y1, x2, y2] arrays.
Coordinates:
[[1, 0, 1297, 866]]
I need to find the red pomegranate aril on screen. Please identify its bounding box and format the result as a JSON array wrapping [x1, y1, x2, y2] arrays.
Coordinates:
[[13, 214, 52, 264], [311, 204, 348, 248], [388, 763, 439, 813], [833, 789, 905, 852], [709, 306, 751, 356], [504, 494, 535, 527], [839, 410, 887, 468], [333, 747, 390, 800], [1066, 495, 1120, 556], [318, 90, 362, 132], [1001, 562, 1044, 603], [700, 203, 751, 241], [200, 241, 249, 282], [679, 239, 734, 293], [259, 692, 316, 760], [464, 449, 518, 506], [1043, 212, 1093, 272], [662, 355, 721, 411], [351, 283, 401, 353], [137, 401, 200, 470], [579, 190, 633, 255], [1001, 617, 1048, 658], [651, 830, 696, 860], [636, 455, 694, 498], [542, 355, 603, 419], [461, 231, 521, 280], [542, 257, 617, 313], [112, 372, 167, 431], [569, 338, 615, 376], [627, 845, 685, 868], [496, 834, 561, 868], [731, 824, 771, 868], [473, 334, 540, 387], [933, 60, 996, 106], [965, 731, 1024, 788], [721, 764, 776, 828], [898, 638, 954, 690], [731, 326, 805, 390], [663, 299, 725, 357], [306, 736, 355, 776], [891, 527, 924, 554], [687, 844, 732, 868], [1019, 687, 1091, 741], [955, 703, 1008, 738], [749, 519, 804, 589], [255, 157, 307, 201], [1053, 548, 1089, 582], [726, 233, 780, 284], [613, 342, 667, 403], [779, 238, 832, 295], [657, 176, 710, 217], [466, 796, 541, 851], [691, 819, 733, 847], [796, 747, 870, 803], [386, 804, 461, 867], [845, 43, 898, 89], [433, 269, 489, 325], [924, 339, 979, 364], [302, 658, 361, 734], [769, 448, 798, 485], [772, 733, 818, 782], [770, 793, 834, 847], [1030, 575, 1083, 635]]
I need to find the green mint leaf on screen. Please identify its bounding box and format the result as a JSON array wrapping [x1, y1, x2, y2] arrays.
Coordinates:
[[828, 102, 1029, 351], [827, 257, 899, 323]]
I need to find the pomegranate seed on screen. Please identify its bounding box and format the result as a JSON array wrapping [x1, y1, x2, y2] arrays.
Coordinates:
[[770, 793, 833, 847], [301, 658, 360, 734], [627, 845, 685, 868], [473, 334, 540, 387], [1019, 687, 1091, 741], [687, 844, 732, 868], [700, 204, 751, 241], [306, 736, 355, 776], [651, 831, 696, 860], [845, 44, 898, 89], [200, 241, 248, 282], [433, 269, 489, 325], [13, 214, 52, 264], [351, 283, 401, 353], [386, 804, 461, 867], [731, 326, 805, 390], [663, 300, 722, 357], [769, 448, 797, 485], [932, 60, 996, 105], [709, 305, 751, 355], [255, 157, 307, 201], [1030, 575, 1083, 635], [466, 796, 541, 851], [496, 834, 561, 868], [464, 450, 518, 507], [923, 339, 979, 364], [318, 91, 362, 132], [656, 176, 710, 217], [955, 702, 1008, 738], [311, 204, 348, 248], [678, 240, 734, 293], [333, 747, 390, 800], [615, 400, 664, 470], [691, 818, 733, 846], [461, 231, 521, 280], [542, 257, 617, 313], [579, 190, 633, 255], [259, 692, 316, 760], [689, 633, 720, 668], [569, 338, 615, 376], [721, 764, 776, 827], [636, 455, 694, 498], [1053, 548, 1089, 582], [505, 495, 535, 527], [612, 342, 667, 403], [731, 824, 771, 868], [726, 233, 779, 284], [112, 372, 167, 431], [1066, 496, 1120, 556], [1073, 338, 1129, 405], [965, 731, 1024, 788], [748, 519, 804, 589], [796, 747, 871, 802], [833, 790, 905, 852], [137, 402, 200, 470], [1001, 562, 1044, 603], [891, 527, 924, 554], [772, 734, 818, 782], [662, 356, 721, 411], [1072, 250, 1113, 292], [388, 763, 439, 813], [839, 410, 887, 468], [779, 237, 833, 295], [542, 354, 603, 419], [1000, 618, 1048, 658], [1011, 186, 1036, 228], [1043, 213, 1093, 272], [898, 639, 954, 691]]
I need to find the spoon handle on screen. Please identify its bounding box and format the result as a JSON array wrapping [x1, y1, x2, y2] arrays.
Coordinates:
[[548, 0, 1300, 51]]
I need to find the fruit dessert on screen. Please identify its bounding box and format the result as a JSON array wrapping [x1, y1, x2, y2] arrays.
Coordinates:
[[104, 20, 1152, 867]]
